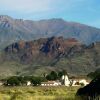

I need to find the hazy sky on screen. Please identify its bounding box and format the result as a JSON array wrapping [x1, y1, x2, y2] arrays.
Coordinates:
[[0, 0, 100, 28]]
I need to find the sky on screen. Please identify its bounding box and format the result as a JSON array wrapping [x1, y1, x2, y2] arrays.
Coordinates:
[[0, 0, 100, 28]]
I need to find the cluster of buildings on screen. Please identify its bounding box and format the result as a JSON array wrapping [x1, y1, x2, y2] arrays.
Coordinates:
[[0, 74, 90, 87], [41, 75, 90, 87]]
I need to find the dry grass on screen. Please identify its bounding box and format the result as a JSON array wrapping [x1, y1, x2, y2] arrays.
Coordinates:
[[0, 86, 80, 100]]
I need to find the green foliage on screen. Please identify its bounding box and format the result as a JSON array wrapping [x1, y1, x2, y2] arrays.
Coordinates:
[[46, 71, 58, 80], [80, 83, 85, 86], [46, 70, 68, 81], [57, 70, 68, 79], [76, 76, 100, 100], [87, 69, 100, 79], [0, 41, 99, 78], [58, 71, 63, 79], [31, 77, 41, 86], [87, 72, 95, 79], [5, 76, 47, 86], [6, 76, 20, 86]]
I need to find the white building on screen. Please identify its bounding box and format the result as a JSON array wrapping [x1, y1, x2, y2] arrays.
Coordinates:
[[70, 78, 89, 86], [26, 81, 31, 86], [61, 74, 90, 86], [41, 81, 61, 86], [62, 75, 70, 86], [0, 81, 3, 86], [79, 79, 89, 86]]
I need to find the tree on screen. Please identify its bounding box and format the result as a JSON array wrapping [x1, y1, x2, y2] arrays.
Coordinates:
[[5, 76, 44, 86], [6, 76, 20, 86], [58, 71, 63, 79], [43, 72, 46, 78], [46, 71, 58, 80], [31, 77, 41, 86], [62, 70, 68, 75], [76, 76, 100, 100], [87, 70, 100, 79], [17, 76, 27, 85]]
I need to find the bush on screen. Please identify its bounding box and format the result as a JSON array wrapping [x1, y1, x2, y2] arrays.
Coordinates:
[[46, 71, 58, 80], [76, 77, 100, 100], [6, 76, 20, 86], [31, 77, 41, 86]]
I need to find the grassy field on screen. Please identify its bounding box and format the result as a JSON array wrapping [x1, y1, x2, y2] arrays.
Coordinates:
[[0, 86, 80, 100]]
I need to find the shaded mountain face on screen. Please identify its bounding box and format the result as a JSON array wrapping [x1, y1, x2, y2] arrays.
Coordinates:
[[1, 37, 99, 77], [0, 15, 100, 49], [4, 37, 81, 63]]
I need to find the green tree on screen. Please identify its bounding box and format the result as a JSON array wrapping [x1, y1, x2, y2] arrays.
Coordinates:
[[62, 70, 68, 75], [6, 76, 20, 86], [17, 76, 27, 85], [31, 77, 41, 86], [46, 71, 58, 80], [58, 71, 63, 79]]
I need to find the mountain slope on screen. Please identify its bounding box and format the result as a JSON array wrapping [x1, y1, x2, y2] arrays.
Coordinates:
[[0, 37, 99, 78], [0, 15, 100, 50]]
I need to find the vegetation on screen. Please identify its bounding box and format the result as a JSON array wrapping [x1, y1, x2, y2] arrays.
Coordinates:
[[46, 70, 66, 81], [46, 71, 58, 80], [6, 76, 21, 86], [0, 86, 79, 100], [87, 69, 100, 79], [5, 76, 47, 86], [2, 70, 66, 86], [76, 76, 100, 100], [0, 38, 99, 78]]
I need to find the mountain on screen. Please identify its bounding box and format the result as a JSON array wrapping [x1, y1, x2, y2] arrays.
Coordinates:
[[0, 15, 100, 50], [0, 37, 100, 78]]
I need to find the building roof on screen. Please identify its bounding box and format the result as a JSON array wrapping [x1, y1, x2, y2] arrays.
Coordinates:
[[69, 76, 91, 82], [41, 81, 58, 84]]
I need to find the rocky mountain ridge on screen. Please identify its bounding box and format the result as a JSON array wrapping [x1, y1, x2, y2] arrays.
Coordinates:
[[0, 15, 100, 50], [0, 37, 99, 77]]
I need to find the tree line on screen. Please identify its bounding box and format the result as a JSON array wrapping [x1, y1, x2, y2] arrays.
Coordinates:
[[4, 76, 46, 86], [3, 70, 67, 86]]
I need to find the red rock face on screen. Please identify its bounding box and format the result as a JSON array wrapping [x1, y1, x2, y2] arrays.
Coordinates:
[[65, 38, 80, 46], [40, 37, 81, 57], [4, 37, 82, 63], [18, 40, 26, 49]]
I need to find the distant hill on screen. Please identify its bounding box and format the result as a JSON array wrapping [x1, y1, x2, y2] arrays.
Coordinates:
[[0, 15, 100, 50], [0, 37, 99, 78]]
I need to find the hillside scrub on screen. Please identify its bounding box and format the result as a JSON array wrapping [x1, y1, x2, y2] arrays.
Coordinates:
[[0, 86, 79, 100]]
